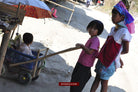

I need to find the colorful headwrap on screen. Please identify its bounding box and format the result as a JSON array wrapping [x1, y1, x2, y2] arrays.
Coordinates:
[[114, 1, 135, 34]]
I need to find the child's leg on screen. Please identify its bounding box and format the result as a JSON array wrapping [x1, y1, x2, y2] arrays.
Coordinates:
[[101, 79, 108, 92], [92, 60, 115, 92], [70, 62, 91, 92], [90, 74, 101, 92]]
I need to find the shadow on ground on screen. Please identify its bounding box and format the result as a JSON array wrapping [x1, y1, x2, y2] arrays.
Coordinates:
[[108, 86, 126, 92], [46, 1, 108, 39], [83, 77, 126, 92], [0, 41, 126, 92]]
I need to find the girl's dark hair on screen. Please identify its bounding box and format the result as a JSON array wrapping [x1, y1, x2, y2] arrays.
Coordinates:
[[23, 32, 33, 45], [112, 8, 122, 16], [87, 20, 104, 35]]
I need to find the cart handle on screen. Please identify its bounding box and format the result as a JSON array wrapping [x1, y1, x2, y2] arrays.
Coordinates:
[[9, 47, 81, 67]]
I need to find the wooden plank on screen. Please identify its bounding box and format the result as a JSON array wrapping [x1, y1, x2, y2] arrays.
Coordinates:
[[0, 2, 26, 24]]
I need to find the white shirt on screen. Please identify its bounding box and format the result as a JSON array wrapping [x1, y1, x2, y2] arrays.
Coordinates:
[[18, 43, 33, 56]]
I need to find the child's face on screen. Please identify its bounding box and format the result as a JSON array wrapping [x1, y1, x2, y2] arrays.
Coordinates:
[[87, 28, 98, 37], [111, 8, 124, 24]]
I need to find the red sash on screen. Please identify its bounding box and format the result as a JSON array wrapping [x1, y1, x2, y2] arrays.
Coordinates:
[[98, 36, 121, 67]]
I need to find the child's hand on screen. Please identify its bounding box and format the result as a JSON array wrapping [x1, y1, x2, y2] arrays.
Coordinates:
[[76, 43, 84, 48], [120, 58, 124, 68]]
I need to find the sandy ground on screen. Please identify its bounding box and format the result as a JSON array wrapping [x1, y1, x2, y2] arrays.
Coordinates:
[[0, 1, 138, 92]]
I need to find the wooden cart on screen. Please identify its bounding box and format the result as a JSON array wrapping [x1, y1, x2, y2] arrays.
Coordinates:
[[1, 48, 46, 84]]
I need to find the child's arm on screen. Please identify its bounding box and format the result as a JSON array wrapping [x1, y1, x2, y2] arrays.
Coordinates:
[[76, 43, 95, 54], [120, 40, 129, 68], [121, 40, 129, 54]]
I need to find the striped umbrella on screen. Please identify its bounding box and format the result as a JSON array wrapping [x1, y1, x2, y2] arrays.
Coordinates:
[[2, 0, 52, 18]]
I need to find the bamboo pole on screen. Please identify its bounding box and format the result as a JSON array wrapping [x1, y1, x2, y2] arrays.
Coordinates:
[[45, 48, 49, 56], [0, 3, 22, 75], [66, 0, 80, 5], [9, 47, 81, 67], [10, 24, 18, 39], [0, 31, 12, 75], [42, 0, 79, 5], [46, 0, 74, 12], [37, 48, 49, 74], [33, 50, 40, 78], [67, 5, 75, 25]]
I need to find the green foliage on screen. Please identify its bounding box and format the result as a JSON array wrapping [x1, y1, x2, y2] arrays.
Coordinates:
[[122, 0, 130, 10], [133, 0, 138, 11]]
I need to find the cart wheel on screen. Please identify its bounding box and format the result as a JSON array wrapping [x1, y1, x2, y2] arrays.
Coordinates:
[[1, 64, 8, 77], [18, 71, 32, 85]]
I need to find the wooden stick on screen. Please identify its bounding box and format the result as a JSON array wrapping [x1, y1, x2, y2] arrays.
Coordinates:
[[45, 48, 49, 56], [66, 0, 80, 5], [42, 0, 79, 5], [0, 31, 12, 75], [9, 47, 81, 67], [16, 2, 21, 18], [46, 0, 74, 12], [10, 24, 18, 39], [39, 48, 47, 52], [40, 48, 49, 66], [33, 50, 40, 78], [67, 5, 75, 25], [40, 48, 49, 67]]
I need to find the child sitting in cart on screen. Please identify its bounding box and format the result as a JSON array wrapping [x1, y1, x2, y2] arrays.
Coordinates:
[[6, 32, 44, 70], [18, 32, 33, 56]]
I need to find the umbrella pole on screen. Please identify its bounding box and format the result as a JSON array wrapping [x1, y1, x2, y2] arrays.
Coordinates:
[[0, 31, 11, 76]]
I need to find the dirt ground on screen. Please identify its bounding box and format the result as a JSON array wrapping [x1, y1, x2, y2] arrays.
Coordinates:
[[0, 1, 138, 92]]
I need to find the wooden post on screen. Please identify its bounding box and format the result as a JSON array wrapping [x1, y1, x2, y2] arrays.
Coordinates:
[[0, 31, 11, 75]]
